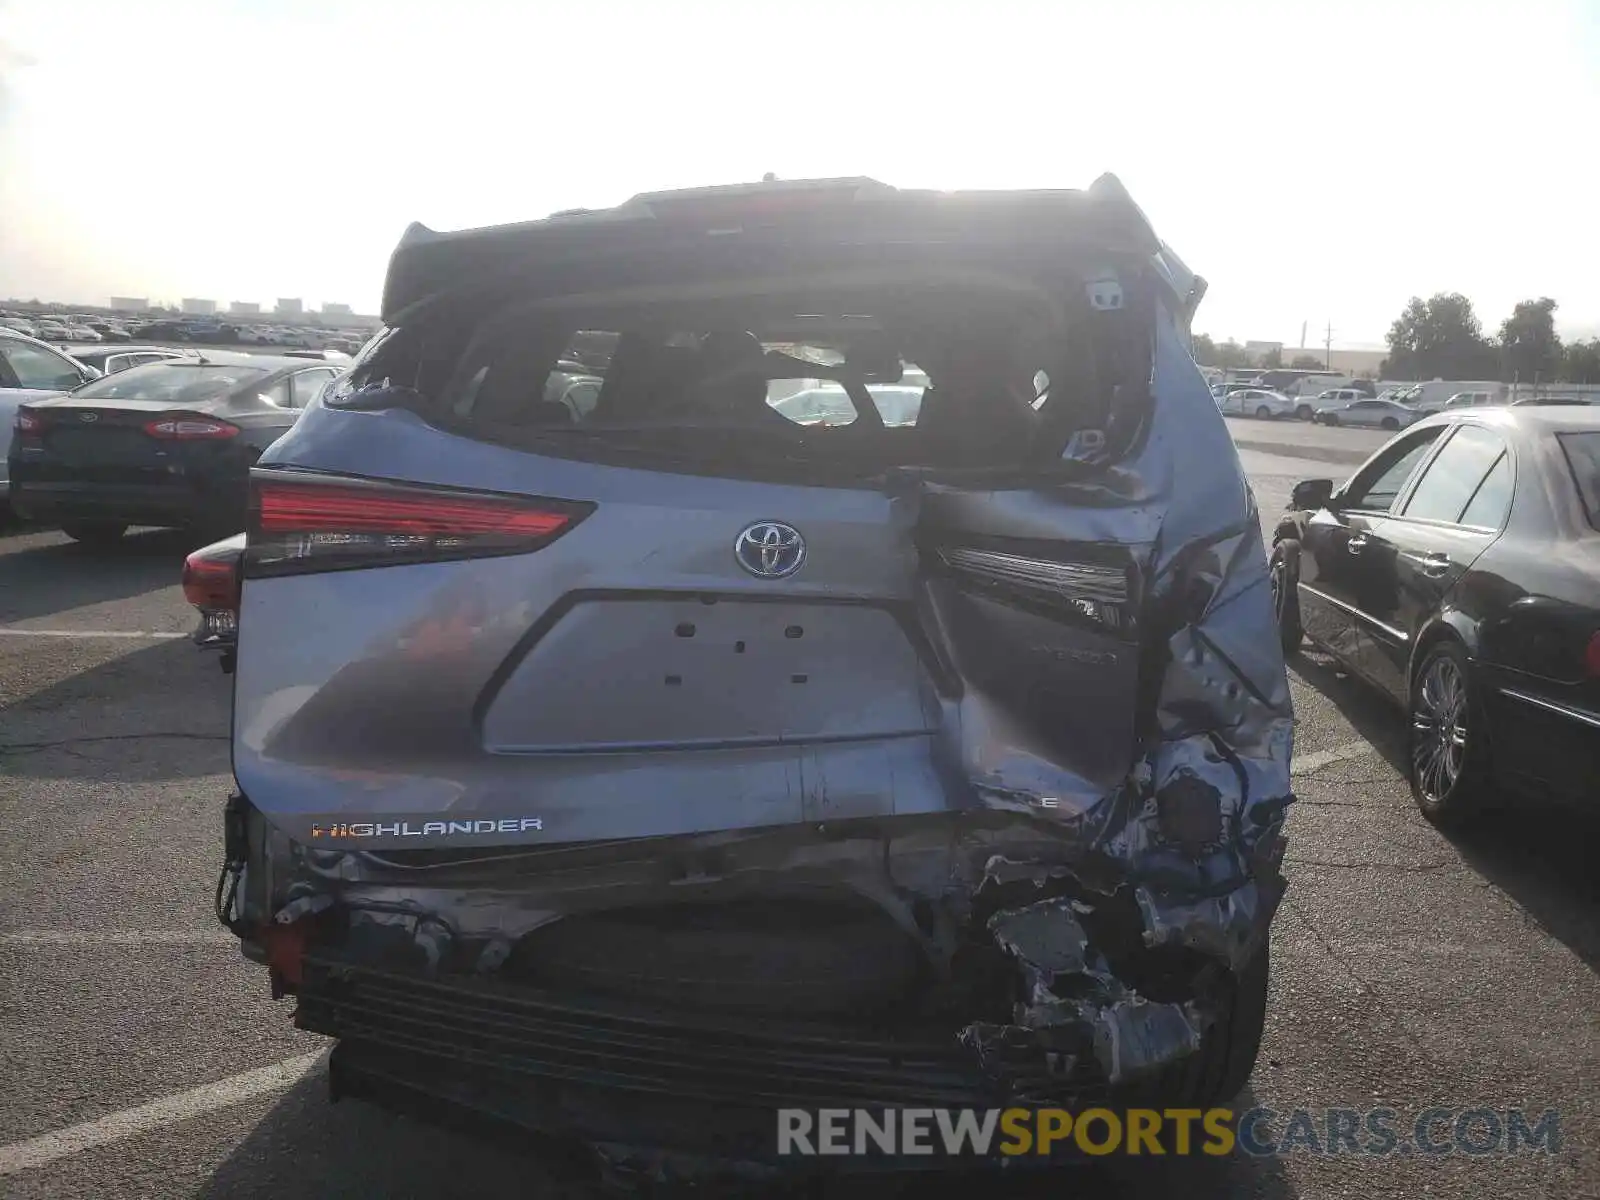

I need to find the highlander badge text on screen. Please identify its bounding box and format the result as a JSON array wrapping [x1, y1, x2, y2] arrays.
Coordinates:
[[310, 817, 544, 839]]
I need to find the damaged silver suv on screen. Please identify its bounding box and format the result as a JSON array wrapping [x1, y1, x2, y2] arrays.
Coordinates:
[[218, 174, 1293, 1172]]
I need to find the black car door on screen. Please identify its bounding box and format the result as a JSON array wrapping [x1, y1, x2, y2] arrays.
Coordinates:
[[1299, 427, 1447, 668], [1353, 424, 1510, 702]]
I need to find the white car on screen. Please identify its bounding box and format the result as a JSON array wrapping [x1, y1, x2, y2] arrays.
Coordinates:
[[1218, 387, 1295, 419], [33, 321, 71, 341], [0, 328, 100, 509], [1314, 398, 1424, 429], [1293, 387, 1368, 420]]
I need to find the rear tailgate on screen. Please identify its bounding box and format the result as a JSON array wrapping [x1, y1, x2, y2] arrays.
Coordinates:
[[233, 417, 1146, 849]]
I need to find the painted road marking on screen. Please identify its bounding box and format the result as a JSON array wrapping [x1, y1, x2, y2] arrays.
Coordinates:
[[0, 931, 234, 946], [0, 1052, 325, 1176], [0, 629, 188, 639], [1293, 739, 1379, 776]]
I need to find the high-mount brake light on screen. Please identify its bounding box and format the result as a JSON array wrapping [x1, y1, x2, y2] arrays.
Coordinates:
[[249, 477, 592, 573], [641, 182, 870, 228], [144, 416, 238, 440]]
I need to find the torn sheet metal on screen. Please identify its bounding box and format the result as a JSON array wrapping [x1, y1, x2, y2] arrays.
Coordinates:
[[953, 280, 1294, 1087], [967, 896, 1211, 1085], [1135, 877, 1280, 971]]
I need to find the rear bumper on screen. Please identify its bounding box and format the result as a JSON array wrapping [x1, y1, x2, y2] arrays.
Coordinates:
[[303, 952, 1068, 1174], [8, 479, 242, 528], [300, 952, 1016, 1110]]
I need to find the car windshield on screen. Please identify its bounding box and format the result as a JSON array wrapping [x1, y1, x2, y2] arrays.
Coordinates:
[[1557, 431, 1600, 530], [72, 362, 268, 402]]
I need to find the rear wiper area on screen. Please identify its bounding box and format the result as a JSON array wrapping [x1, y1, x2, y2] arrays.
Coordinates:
[[325, 383, 437, 416]]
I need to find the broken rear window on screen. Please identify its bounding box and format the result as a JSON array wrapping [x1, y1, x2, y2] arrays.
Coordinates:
[[339, 265, 1153, 476]]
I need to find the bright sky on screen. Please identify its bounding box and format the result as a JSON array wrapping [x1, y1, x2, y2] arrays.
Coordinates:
[[1, 0, 1596, 346]]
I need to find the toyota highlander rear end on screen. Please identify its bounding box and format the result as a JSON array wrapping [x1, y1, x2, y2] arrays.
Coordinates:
[[217, 175, 1293, 1176]]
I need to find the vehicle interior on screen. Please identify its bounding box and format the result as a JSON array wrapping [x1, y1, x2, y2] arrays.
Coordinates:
[[346, 265, 1154, 479]]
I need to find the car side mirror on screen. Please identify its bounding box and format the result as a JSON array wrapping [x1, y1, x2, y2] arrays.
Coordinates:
[[1291, 478, 1335, 510]]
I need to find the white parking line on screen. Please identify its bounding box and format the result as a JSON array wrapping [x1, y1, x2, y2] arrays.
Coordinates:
[[1293, 739, 1380, 776], [0, 629, 187, 640], [0, 931, 234, 946], [0, 1052, 325, 1176]]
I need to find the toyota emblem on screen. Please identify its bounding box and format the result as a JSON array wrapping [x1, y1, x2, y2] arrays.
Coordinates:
[[79, 412, 99, 422], [734, 521, 805, 579]]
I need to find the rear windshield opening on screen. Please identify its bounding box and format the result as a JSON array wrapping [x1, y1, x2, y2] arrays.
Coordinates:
[[346, 271, 1147, 477]]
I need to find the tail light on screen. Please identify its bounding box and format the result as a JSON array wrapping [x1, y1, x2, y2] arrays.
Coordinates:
[[935, 545, 1135, 634], [15, 409, 42, 433], [182, 552, 242, 612], [144, 415, 238, 440], [249, 475, 593, 574], [182, 547, 242, 646], [1585, 630, 1600, 678]]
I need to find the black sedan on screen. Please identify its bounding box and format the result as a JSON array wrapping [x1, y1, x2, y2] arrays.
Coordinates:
[[8, 354, 343, 544], [1269, 408, 1600, 822]]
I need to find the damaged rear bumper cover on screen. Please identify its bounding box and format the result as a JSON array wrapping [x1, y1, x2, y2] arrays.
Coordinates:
[[227, 775, 1287, 1161]]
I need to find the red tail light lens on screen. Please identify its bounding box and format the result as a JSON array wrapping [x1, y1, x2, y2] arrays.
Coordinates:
[[1586, 631, 1600, 678], [144, 416, 239, 440], [182, 552, 242, 612], [249, 476, 593, 574], [15, 409, 42, 433]]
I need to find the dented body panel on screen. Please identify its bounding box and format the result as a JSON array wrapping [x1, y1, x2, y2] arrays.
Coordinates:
[[220, 176, 1292, 1165]]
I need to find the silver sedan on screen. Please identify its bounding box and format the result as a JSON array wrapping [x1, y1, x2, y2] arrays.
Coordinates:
[[1314, 398, 1425, 429]]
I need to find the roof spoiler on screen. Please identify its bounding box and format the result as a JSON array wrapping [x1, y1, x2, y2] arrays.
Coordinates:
[[380, 173, 1174, 322]]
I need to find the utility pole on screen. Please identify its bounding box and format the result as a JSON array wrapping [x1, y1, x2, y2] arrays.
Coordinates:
[[1300, 321, 1307, 350], [1324, 321, 1334, 371]]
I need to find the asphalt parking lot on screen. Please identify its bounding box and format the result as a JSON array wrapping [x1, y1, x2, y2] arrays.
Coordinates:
[[1, 418, 1595, 1199]]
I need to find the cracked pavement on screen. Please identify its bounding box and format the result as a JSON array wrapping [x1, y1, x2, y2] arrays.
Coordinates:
[[0, 420, 1596, 1198]]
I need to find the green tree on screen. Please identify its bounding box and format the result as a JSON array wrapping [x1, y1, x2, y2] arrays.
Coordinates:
[[1382, 293, 1497, 380], [1258, 346, 1283, 369], [1190, 332, 1219, 367], [1214, 339, 1254, 370], [1290, 354, 1325, 370], [1561, 339, 1600, 383], [1499, 298, 1562, 384]]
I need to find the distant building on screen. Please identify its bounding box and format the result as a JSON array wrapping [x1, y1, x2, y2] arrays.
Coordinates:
[[230, 301, 261, 315], [275, 298, 304, 316], [109, 296, 148, 312], [1245, 340, 1284, 360], [321, 302, 353, 316], [181, 298, 218, 315]]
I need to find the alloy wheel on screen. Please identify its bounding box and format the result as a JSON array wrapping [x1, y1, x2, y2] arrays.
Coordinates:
[[1412, 654, 1468, 804]]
